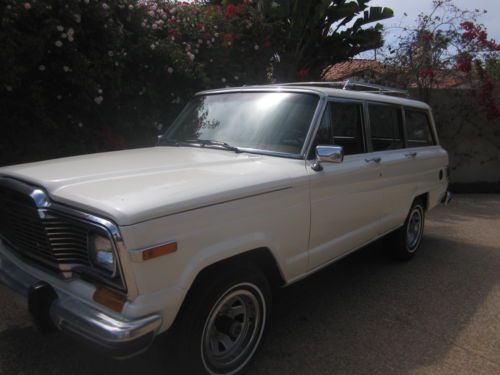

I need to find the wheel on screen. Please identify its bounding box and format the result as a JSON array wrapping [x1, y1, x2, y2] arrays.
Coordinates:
[[168, 264, 271, 375], [389, 200, 426, 260]]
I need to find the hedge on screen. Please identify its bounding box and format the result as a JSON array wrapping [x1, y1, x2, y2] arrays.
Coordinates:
[[0, 0, 276, 165]]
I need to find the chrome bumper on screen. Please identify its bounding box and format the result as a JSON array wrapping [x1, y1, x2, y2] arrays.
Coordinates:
[[0, 249, 162, 359], [441, 191, 452, 206]]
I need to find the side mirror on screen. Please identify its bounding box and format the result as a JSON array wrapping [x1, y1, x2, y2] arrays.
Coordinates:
[[312, 145, 344, 171]]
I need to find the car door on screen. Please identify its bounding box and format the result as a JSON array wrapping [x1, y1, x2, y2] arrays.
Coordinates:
[[307, 99, 383, 270], [402, 107, 448, 208], [366, 103, 418, 233]]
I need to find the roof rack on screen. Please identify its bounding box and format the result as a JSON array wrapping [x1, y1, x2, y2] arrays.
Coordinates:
[[280, 80, 410, 98]]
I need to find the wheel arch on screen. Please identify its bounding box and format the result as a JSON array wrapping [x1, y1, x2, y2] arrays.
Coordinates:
[[413, 192, 429, 211], [170, 247, 286, 327], [188, 247, 286, 292]]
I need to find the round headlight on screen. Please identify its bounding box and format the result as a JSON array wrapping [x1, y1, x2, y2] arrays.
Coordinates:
[[89, 233, 116, 275]]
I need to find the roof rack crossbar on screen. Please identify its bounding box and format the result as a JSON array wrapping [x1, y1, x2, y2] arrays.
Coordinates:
[[280, 81, 410, 98]]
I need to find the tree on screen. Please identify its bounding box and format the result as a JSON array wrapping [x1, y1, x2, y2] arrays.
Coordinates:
[[207, 0, 394, 81], [383, 0, 499, 114]]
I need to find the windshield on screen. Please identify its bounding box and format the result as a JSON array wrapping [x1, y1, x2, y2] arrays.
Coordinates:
[[164, 92, 320, 155]]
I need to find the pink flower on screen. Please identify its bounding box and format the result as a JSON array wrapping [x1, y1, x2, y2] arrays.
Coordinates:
[[23, 3, 31, 10], [456, 55, 472, 73], [461, 21, 474, 31], [224, 4, 237, 20]]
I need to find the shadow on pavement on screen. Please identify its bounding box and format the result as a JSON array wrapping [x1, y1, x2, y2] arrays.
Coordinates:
[[1, 232, 498, 375]]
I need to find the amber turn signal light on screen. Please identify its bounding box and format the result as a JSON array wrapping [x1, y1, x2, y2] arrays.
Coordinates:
[[142, 241, 178, 261], [93, 285, 127, 313]]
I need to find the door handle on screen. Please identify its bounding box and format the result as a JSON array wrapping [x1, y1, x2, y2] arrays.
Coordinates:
[[405, 152, 418, 158], [365, 157, 381, 164]]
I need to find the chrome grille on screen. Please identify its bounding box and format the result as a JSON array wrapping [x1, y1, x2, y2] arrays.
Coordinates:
[[43, 214, 91, 266], [0, 183, 91, 272]]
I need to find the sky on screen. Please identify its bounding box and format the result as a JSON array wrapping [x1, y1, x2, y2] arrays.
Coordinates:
[[368, 0, 500, 48]]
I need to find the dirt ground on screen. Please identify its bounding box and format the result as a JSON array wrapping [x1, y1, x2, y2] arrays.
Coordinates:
[[1, 195, 499, 375]]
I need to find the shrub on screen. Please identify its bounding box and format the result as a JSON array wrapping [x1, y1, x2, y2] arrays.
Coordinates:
[[0, 0, 275, 165]]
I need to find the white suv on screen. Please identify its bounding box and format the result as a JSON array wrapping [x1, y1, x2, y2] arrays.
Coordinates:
[[0, 82, 450, 375]]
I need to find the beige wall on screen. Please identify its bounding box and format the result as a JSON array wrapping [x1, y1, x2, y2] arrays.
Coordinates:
[[412, 89, 500, 184]]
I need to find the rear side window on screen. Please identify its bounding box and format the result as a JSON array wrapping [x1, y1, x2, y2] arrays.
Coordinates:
[[368, 104, 404, 151], [405, 109, 435, 147]]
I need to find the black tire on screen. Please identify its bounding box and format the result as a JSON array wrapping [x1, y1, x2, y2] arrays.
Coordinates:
[[389, 200, 426, 261], [168, 263, 271, 375]]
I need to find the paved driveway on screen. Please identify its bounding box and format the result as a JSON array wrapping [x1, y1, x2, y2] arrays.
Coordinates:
[[1, 195, 499, 374]]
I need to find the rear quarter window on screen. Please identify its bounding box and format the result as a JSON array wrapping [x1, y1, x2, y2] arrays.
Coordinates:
[[405, 109, 435, 147]]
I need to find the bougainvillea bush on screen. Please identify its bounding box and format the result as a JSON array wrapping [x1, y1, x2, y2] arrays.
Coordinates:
[[383, 0, 499, 118], [0, 0, 276, 165]]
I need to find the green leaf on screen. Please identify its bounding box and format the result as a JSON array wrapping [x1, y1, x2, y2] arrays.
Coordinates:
[[351, 6, 394, 31]]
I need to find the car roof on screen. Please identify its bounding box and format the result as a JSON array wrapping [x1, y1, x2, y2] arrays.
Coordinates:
[[197, 84, 431, 111]]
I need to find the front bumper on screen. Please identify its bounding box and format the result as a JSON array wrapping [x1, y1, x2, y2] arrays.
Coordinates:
[[0, 249, 162, 359]]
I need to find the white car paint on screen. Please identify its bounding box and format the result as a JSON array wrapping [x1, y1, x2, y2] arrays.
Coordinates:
[[0, 147, 300, 226], [0, 85, 449, 333]]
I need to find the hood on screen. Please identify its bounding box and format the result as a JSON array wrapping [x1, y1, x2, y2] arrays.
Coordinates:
[[0, 147, 302, 225]]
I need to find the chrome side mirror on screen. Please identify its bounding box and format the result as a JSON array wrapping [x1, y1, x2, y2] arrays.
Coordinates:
[[312, 145, 344, 171]]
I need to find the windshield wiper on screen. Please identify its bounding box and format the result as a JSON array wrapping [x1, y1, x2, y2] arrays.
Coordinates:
[[163, 138, 240, 153], [195, 139, 241, 153]]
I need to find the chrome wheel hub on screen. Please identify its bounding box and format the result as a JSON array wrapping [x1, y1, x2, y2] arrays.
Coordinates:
[[201, 284, 264, 375], [407, 208, 423, 251]]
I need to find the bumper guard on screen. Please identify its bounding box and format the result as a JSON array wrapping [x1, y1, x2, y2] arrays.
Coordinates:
[[0, 248, 162, 359]]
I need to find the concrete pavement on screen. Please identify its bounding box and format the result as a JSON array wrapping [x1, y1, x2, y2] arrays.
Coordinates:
[[1, 195, 499, 374]]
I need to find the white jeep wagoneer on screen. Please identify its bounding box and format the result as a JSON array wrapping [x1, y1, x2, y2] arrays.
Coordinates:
[[0, 82, 450, 375]]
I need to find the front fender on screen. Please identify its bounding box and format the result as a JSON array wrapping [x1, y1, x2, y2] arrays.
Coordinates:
[[118, 183, 310, 331]]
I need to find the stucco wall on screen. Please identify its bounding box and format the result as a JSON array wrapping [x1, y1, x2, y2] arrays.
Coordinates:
[[411, 89, 500, 186]]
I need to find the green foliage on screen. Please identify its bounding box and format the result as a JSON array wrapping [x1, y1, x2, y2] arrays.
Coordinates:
[[204, 0, 393, 80], [0, 0, 276, 165], [259, 0, 393, 80], [0, 0, 390, 165]]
